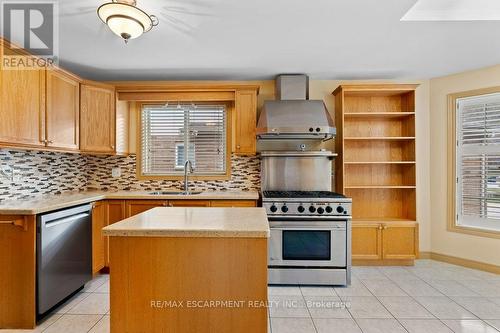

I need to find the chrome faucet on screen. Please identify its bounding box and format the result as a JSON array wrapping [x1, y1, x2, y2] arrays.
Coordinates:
[[183, 160, 194, 195]]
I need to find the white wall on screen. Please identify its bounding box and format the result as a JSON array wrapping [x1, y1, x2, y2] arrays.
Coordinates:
[[430, 64, 500, 265]]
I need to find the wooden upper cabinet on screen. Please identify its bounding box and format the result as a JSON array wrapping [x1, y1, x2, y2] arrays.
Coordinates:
[[115, 99, 129, 155], [234, 89, 257, 155], [46, 68, 81, 150], [0, 55, 46, 148], [80, 82, 116, 153]]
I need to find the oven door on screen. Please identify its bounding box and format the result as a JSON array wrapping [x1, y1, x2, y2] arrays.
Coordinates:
[[268, 220, 346, 267]]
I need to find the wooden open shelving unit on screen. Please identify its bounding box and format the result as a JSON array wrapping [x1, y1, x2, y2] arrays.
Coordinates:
[[333, 84, 419, 265]]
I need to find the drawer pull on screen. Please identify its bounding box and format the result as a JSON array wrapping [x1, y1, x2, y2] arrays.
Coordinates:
[[0, 218, 28, 231]]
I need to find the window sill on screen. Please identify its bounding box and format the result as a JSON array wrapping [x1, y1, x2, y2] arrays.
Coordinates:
[[447, 223, 500, 239], [136, 174, 231, 181]]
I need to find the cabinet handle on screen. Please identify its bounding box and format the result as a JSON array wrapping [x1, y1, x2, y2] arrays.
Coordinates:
[[47, 140, 53, 144], [383, 225, 388, 230], [111, 145, 115, 149], [378, 225, 383, 230], [236, 145, 241, 149]]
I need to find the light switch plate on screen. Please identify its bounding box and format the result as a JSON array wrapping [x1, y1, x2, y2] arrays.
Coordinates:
[[112, 167, 121, 178]]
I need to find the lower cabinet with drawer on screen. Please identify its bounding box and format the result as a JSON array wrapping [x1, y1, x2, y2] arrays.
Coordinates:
[[351, 221, 419, 265], [92, 198, 258, 272], [125, 200, 168, 217]]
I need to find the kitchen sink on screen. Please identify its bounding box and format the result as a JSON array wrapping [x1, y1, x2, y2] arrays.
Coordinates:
[[148, 191, 202, 195]]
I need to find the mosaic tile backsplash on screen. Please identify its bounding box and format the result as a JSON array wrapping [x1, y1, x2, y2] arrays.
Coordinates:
[[0, 150, 88, 201], [0, 149, 260, 201], [85, 154, 260, 192]]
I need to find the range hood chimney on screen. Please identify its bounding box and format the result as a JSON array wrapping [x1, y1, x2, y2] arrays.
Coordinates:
[[257, 74, 336, 140]]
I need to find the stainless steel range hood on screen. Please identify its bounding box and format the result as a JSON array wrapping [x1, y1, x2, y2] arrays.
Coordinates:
[[257, 74, 336, 140]]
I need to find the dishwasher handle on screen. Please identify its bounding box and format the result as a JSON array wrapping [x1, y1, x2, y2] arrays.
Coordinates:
[[44, 213, 90, 228]]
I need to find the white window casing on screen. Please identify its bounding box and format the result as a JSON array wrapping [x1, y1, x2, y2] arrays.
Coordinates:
[[456, 93, 500, 231], [141, 103, 227, 176]]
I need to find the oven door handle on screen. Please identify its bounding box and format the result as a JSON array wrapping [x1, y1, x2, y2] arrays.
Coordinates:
[[269, 221, 347, 229], [269, 225, 346, 230]]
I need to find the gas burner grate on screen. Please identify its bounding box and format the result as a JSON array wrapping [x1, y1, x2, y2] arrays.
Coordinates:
[[262, 191, 346, 199]]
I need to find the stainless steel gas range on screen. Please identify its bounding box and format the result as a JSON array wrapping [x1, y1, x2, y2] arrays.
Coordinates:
[[263, 190, 352, 286], [256, 74, 352, 286]]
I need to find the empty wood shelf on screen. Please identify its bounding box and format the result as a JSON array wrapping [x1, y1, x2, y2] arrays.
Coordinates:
[[343, 140, 415, 163], [353, 217, 417, 223], [345, 185, 416, 189], [344, 161, 416, 165], [344, 137, 415, 140], [344, 112, 415, 118]]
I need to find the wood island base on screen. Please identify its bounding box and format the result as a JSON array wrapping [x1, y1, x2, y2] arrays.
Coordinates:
[[109, 236, 268, 333]]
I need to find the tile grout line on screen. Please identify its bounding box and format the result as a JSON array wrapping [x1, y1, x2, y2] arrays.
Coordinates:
[[299, 287, 319, 333], [343, 275, 376, 333], [356, 269, 428, 333], [85, 314, 105, 333]]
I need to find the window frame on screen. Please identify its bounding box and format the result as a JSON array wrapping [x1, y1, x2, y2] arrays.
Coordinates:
[[136, 101, 233, 181], [448, 86, 500, 239]]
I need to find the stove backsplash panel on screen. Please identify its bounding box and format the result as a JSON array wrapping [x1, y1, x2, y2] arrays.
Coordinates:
[[0, 149, 260, 202]]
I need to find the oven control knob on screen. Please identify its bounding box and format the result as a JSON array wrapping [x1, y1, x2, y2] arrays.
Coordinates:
[[281, 205, 289, 213], [317, 207, 325, 214], [336, 206, 345, 214], [325, 206, 333, 213], [309, 206, 316, 213], [297, 205, 305, 213], [270, 205, 278, 213]]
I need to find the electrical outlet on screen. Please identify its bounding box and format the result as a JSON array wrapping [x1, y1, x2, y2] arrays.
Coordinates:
[[0, 165, 13, 181], [12, 169, 21, 182], [112, 167, 121, 178]]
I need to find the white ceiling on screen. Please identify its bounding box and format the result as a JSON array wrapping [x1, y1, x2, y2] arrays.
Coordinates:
[[402, 0, 500, 21], [55, 0, 500, 81]]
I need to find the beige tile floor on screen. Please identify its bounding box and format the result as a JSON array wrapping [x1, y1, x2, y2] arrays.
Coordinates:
[[2, 260, 500, 332]]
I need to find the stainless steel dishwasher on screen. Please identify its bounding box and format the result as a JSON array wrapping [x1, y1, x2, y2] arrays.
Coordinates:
[[37, 204, 93, 315]]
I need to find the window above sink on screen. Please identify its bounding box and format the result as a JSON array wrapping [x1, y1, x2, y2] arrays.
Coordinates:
[[138, 102, 231, 180]]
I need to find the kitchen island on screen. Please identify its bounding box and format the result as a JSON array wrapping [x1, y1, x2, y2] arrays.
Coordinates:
[[102, 207, 269, 333]]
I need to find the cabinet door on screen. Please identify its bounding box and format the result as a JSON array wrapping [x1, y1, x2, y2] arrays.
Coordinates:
[[107, 200, 126, 225], [80, 83, 116, 153], [92, 201, 106, 274], [0, 58, 45, 147], [125, 200, 168, 217], [234, 90, 257, 154], [0, 215, 36, 329], [105, 200, 125, 267], [169, 200, 210, 207], [115, 99, 129, 155], [382, 223, 418, 260], [46, 68, 80, 150], [351, 223, 382, 260], [210, 200, 256, 207]]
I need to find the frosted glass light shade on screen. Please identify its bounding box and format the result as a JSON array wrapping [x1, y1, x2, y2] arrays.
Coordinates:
[[97, 1, 157, 42]]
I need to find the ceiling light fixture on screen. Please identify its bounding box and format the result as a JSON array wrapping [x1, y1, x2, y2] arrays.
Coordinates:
[[97, 0, 158, 43]]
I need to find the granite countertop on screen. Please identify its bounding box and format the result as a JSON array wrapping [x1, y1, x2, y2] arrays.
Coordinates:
[[102, 207, 270, 238], [0, 190, 260, 215]]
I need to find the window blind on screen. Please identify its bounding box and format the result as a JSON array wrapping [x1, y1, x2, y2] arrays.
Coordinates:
[[141, 104, 227, 176], [457, 93, 500, 231]]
